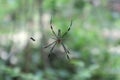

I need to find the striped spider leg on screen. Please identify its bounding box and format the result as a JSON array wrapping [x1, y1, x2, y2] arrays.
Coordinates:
[[44, 18, 72, 60], [61, 20, 72, 60], [44, 18, 58, 53]]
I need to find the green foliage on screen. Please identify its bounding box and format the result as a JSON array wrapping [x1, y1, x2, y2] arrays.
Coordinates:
[[0, 0, 18, 20], [0, 0, 120, 80]]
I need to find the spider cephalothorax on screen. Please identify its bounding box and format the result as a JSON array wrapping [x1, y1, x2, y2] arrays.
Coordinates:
[[44, 18, 72, 60]]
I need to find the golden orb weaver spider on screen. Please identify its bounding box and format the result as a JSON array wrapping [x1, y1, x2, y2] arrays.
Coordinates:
[[44, 18, 72, 60]]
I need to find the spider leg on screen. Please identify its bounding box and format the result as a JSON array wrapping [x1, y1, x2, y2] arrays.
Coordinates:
[[50, 41, 57, 53], [61, 43, 70, 54], [62, 20, 72, 38], [58, 29, 61, 37], [50, 18, 57, 37], [51, 37, 56, 40], [48, 42, 57, 60], [44, 41, 56, 48], [61, 43, 70, 60]]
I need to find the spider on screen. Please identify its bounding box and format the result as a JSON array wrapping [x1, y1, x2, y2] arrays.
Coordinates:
[[44, 18, 72, 60]]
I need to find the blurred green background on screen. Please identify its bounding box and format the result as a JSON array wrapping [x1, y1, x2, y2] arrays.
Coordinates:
[[0, 0, 120, 80]]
